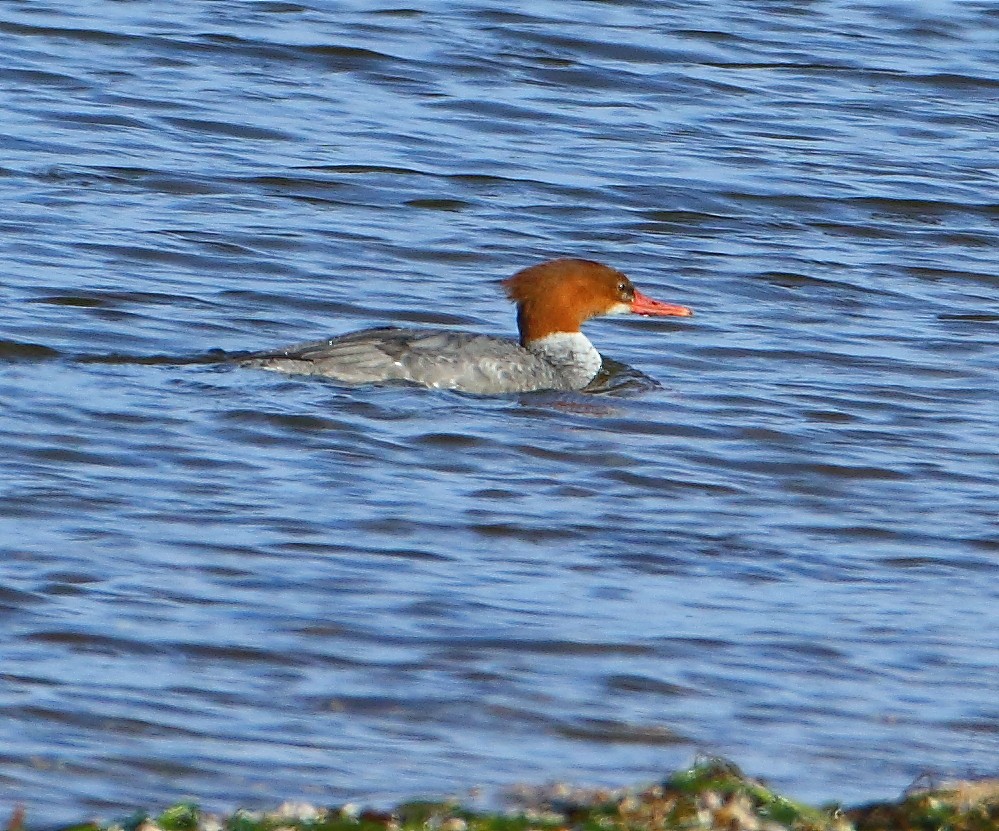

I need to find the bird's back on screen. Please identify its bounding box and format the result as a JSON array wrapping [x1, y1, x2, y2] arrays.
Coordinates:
[[241, 326, 571, 394]]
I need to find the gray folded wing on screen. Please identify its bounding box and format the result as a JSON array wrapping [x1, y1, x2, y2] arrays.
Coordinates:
[[241, 327, 567, 393]]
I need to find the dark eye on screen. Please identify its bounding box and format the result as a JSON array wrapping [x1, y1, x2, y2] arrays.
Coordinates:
[[617, 280, 632, 298]]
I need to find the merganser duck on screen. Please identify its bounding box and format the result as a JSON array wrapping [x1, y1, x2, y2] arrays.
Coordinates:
[[242, 258, 692, 394]]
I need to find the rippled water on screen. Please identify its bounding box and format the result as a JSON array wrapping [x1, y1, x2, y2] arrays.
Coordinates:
[[2, 0, 998, 824]]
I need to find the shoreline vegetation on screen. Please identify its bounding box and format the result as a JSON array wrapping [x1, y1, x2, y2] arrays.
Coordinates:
[[9, 759, 998, 831]]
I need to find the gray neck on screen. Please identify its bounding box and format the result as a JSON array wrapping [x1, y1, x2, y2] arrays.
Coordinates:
[[527, 332, 602, 389]]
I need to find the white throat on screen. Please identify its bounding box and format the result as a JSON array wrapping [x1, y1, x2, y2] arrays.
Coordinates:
[[527, 331, 602, 389]]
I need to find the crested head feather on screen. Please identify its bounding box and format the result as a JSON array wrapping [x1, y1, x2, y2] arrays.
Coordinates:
[[501, 258, 634, 344]]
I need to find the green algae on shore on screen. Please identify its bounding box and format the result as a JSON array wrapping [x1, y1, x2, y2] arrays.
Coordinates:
[[13, 760, 999, 831]]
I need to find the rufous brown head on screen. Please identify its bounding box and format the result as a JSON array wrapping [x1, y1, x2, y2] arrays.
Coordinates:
[[502, 258, 692, 344]]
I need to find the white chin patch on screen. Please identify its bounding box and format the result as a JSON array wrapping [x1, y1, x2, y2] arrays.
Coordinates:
[[606, 301, 632, 316]]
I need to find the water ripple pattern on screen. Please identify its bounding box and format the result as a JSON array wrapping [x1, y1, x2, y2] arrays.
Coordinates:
[[1, 1, 997, 824]]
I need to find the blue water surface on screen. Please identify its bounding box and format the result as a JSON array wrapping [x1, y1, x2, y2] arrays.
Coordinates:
[[1, 0, 997, 823]]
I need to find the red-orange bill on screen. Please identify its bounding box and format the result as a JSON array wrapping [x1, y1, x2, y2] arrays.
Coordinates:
[[631, 289, 693, 317]]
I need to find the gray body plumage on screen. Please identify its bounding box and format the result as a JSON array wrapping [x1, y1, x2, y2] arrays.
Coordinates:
[[241, 327, 602, 394]]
